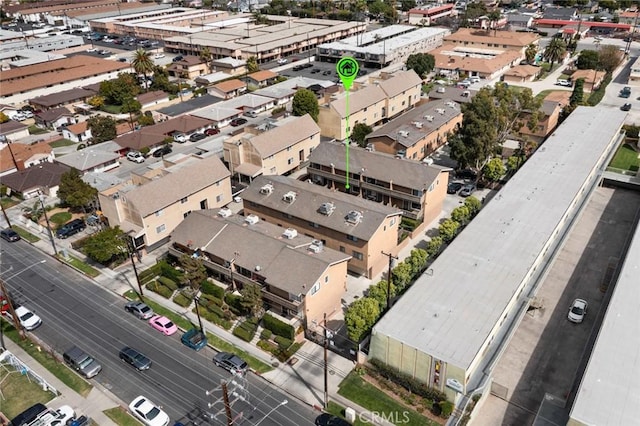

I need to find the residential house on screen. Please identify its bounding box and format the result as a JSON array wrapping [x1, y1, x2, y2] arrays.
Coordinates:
[[195, 72, 233, 87], [30, 87, 99, 111], [408, 4, 456, 26], [443, 28, 539, 54], [210, 57, 247, 76], [207, 79, 247, 100], [98, 155, 232, 251], [167, 56, 210, 79], [242, 175, 403, 278], [192, 94, 275, 128], [55, 146, 120, 174], [136, 91, 170, 110], [253, 85, 296, 107], [223, 114, 320, 182], [115, 115, 216, 151], [35, 107, 76, 130], [0, 120, 30, 142], [0, 141, 55, 177], [571, 69, 607, 92], [246, 70, 279, 88], [62, 121, 92, 143], [308, 142, 449, 222], [365, 98, 463, 161], [618, 10, 640, 25], [541, 7, 579, 21], [503, 64, 541, 83], [317, 70, 423, 141], [518, 100, 562, 143], [507, 13, 534, 29], [170, 211, 351, 328], [0, 162, 70, 199]]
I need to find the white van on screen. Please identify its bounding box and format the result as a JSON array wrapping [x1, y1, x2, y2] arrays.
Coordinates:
[[469, 76, 480, 83]]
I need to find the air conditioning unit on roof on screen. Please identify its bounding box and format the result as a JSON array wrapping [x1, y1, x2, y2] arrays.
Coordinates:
[[424, 115, 434, 121], [245, 214, 259, 225], [318, 202, 336, 216], [346, 210, 363, 225], [282, 228, 298, 239], [283, 191, 296, 203], [259, 183, 274, 195], [308, 244, 322, 253]]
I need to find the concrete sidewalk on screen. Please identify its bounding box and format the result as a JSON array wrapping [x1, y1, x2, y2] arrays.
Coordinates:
[[2, 340, 119, 425]]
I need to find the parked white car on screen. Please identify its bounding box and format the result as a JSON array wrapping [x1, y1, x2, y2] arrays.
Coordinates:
[[568, 299, 588, 323], [10, 306, 43, 330], [126, 151, 145, 163], [277, 58, 288, 64], [154, 53, 165, 59], [129, 396, 170, 426]]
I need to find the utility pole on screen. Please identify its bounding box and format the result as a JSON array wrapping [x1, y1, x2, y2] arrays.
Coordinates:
[[221, 380, 233, 426], [0, 202, 11, 228], [323, 312, 329, 409], [125, 235, 144, 300], [194, 296, 204, 332], [38, 192, 58, 256], [0, 278, 25, 341], [625, 11, 639, 55], [381, 251, 398, 309]]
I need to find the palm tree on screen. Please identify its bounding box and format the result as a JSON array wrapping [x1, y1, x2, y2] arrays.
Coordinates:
[[543, 38, 567, 69], [200, 47, 213, 73], [131, 48, 155, 92], [525, 44, 537, 64], [487, 10, 502, 36]]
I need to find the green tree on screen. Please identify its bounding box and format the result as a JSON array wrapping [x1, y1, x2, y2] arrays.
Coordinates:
[[407, 248, 428, 275], [451, 205, 471, 225], [100, 73, 140, 105], [87, 95, 105, 109], [292, 89, 319, 122], [58, 168, 98, 211], [506, 155, 523, 173], [345, 297, 380, 342], [543, 38, 567, 68], [368, 280, 396, 309], [247, 56, 259, 73], [391, 261, 412, 292], [405, 53, 435, 78], [464, 196, 482, 216], [426, 236, 443, 258], [351, 122, 373, 147], [83, 227, 127, 264], [487, 10, 502, 36], [598, 45, 622, 73], [131, 48, 155, 91], [179, 254, 207, 293], [138, 114, 155, 127], [240, 282, 264, 318], [525, 44, 537, 63], [200, 47, 212, 69], [0, 112, 9, 123], [438, 218, 460, 242], [576, 50, 598, 69], [87, 115, 116, 144], [570, 78, 585, 106], [483, 157, 506, 184], [121, 97, 142, 131], [400, 0, 415, 11]]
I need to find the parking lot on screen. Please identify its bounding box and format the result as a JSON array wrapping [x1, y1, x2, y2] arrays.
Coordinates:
[[279, 58, 377, 83], [475, 187, 640, 426]]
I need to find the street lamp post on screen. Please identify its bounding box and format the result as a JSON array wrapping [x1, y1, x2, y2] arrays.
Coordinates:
[[254, 400, 288, 426], [38, 193, 58, 256]]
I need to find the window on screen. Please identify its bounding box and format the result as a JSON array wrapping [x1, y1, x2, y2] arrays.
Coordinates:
[[180, 197, 188, 204], [310, 283, 320, 295], [156, 224, 166, 234], [390, 218, 396, 226], [270, 167, 276, 173], [183, 211, 191, 219], [309, 222, 319, 228], [216, 194, 222, 202], [347, 235, 358, 242], [288, 158, 293, 165], [339, 246, 346, 253], [352, 250, 363, 260], [155, 209, 164, 217], [324, 276, 329, 283]]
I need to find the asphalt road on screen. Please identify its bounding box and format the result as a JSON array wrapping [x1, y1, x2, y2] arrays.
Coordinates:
[[0, 243, 318, 426]]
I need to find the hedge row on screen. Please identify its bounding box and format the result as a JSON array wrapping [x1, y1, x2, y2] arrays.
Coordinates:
[[199, 293, 223, 307], [224, 293, 247, 316], [139, 264, 161, 284], [196, 307, 232, 330], [274, 336, 293, 350], [159, 260, 183, 282], [146, 281, 173, 299], [262, 313, 295, 340], [260, 329, 272, 340], [257, 339, 303, 362], [201, 280, 225, 298], [369, 358, 447, 404], [173, 293, 192, 307], [158, 276, 178, 291], [233, 319, 258, 342]]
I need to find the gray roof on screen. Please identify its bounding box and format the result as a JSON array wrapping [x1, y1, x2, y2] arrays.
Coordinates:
[[366, 98, 462, 148], [31, 87, 98, 108], [55, 147, 120, 172], [0, 162, 70, 192], [569, 222, 640, 424], [36, 107, 73, 122], [371, 106, 627, 371], [171, 210, 351, 295], [245, 114, 319, 158], [123, 155, 230, 217], [507, 14, 533, 23], [243, 175, 402, 242], [309, 141, 443, 191], [157, 95, 222, 117], [82, 171, 124, 192]]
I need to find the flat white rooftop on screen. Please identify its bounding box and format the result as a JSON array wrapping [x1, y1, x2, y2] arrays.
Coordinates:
[[371, 106, 627, 371]]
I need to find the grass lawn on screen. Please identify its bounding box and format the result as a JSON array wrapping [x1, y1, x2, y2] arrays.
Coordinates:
[[610, 143, 640, 171], [326, 401, 369, 426], [58, 254, 100, 278], [12, 225, 41, 243], [338, 372, 440, 426], [48, 139, 76, 148], [102, 104, 122, 114], [50, 212, 72, 226], [104, 407, 139, 426], [3, 321, 93, 397], [0, 366, 56, 418], [0, 196, 20, 209], [28, 125, 48, 135], [124, 292, 273, 374]]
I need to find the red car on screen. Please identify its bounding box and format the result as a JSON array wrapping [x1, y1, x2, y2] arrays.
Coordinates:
[[149, 315, 178, 336], [205, 128, 220, 136]]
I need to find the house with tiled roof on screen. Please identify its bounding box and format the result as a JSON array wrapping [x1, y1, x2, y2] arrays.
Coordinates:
[[208, 79, 247, 100], [571, 69, 607, 92], [365, 98, 463, 161], [0, 162, 70, 199], [503, 64, 542, 83], [223, 114, 320, 181], [430, 42, 524, 80], [167, 56, 209, 80], [308, 141, 449, 223], [34, 107, 76, 130], [317, 70, 422, 140], [98, 155, 232, 251], [618, 10, 640, 25], [170, 210, 351, 330], [62, 121, 92, 143], [246, 70, 279, 88], [0, 120, 29, 142], [243, 175, 403, 278], [0, 142, 55, 177], [444, 28, 539, 54]]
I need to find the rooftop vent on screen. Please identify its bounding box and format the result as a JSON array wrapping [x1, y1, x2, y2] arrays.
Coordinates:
[[424, 115, 434, 121], [283, 191, 296, 203], [259, 183, 274, 195], [255, 265, 262, 271], [413, 121, 423, 129], [446, 101, 457, 108], [245, 214, 259, 225], [398, 130, 409, 138], [218, 207, 232, 218], [318, 202, 336, 216], [308, 240, 323, 253], [282, 228, 298, 239], [435, 108, 446, 115], [346, 210, 363, 225]]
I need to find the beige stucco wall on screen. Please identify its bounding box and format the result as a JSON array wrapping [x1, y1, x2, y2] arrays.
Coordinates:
[[422, 171, 447, 226], [261, 132, 321, 175], [304, 261, 349, 327]]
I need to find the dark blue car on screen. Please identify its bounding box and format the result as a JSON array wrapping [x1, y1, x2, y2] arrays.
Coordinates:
[[181, 328, 207, 351]]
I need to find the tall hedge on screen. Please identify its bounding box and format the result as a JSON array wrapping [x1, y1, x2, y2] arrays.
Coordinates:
[[262, 313, 295, 339], [201, 280, 225, 298]]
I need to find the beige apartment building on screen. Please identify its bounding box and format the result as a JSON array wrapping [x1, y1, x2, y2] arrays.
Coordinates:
[[99, 155, 231, 251], [318, 70, 423, 141], [223, 114, 320, 182], [170, 211, 351, 329], [242, 175, 403, 278]]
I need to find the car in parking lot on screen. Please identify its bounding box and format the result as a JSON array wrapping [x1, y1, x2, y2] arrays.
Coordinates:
[[322, 70, 331, 76], [277, 58, 287, 64], [152, 145, 172, 157], [119, 347, 152, 371], [149, 315, 178, 336], [204, 128, 220, 136], [126, 151, 145, 163], [621, 103, 632, 111], [213, 352, 248, 375], [125, 301, 154, 320], [172, 55, 184, 62], [459, 183, 476, 197], [447, 182, 463, 194], [153, 53, 165, 59], [1, 228, 20, 242], [315, 413, 350, 426], [230, 118, 248, 127], [56, 218, 86, 239], [189, 132, 206, 142], [243, 110, 258, 118], [568, 298, 588, 323], [129, 396, 169, 426]]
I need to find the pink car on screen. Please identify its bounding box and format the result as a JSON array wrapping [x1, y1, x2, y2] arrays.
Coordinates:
[[149, 315, 178, 336]]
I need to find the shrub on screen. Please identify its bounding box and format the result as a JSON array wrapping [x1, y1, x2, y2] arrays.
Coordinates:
[[139, 264, 161, 284], [439, 400, 454, 418], [257, 339, 277, 352], [224, 293, 246, 316], [262, 313, 295, 339], [586, 73, 612, 106], [198, 308, 233, 330], [276, 341, 303, 362], [233, 320, 257, 342], [157, 276, 178, 291], [201, 280, 225, 298], [199, 293, 223, 307], [274, 336, 293, 350], [400, 217, 419, 231], [369, 358, 447, 403], [173, 293, 192, 307], [159, 260, 183, 282], [206, 303, 225, 318], [146, 281, 173, 298], [260, 329, 272, 340]]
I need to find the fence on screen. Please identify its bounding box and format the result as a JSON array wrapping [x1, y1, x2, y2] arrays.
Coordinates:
[[0, 350, 58, 396]]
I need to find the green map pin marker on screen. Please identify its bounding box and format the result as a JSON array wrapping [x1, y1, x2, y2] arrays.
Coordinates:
[[337, 57, 359, 91]]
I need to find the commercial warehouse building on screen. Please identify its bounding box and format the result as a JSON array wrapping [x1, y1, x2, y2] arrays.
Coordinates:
[[368, 106, 627, 401]]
